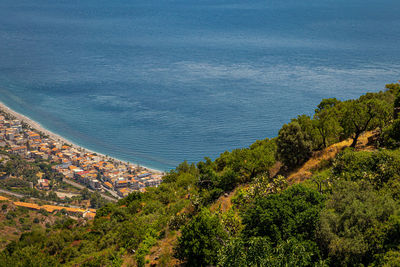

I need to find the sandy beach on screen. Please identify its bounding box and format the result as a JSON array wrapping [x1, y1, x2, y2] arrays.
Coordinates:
[[0, 101, 162, 174]]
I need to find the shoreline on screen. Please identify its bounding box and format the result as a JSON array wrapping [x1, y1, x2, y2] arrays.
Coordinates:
[[0, 101, 163, 174]]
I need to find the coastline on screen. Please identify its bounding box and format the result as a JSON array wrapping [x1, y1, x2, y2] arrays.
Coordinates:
[[0, 101, 163, 174]]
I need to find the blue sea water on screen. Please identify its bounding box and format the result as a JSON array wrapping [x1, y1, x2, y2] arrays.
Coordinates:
[[0, 0, 399, 171]]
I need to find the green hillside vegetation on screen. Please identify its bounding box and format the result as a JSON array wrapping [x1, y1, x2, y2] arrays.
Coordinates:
[[1, 83, 400, 266], [0, 200, 74, 250]]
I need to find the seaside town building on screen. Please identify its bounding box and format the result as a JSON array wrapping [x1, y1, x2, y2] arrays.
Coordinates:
[[0, 114, 163, 198]]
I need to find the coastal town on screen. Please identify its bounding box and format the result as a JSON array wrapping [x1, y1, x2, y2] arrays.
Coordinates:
[[0, 111, 163, 200]]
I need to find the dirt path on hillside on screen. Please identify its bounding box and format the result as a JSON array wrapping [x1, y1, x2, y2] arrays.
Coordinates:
[[287, 131, 376, 184]]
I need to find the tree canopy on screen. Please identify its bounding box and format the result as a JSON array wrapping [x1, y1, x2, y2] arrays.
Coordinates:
[[339, 98, 391, 147], [277, 121, 313, 169], [242, 184, 325, 243], [176, 209, 228, 266]]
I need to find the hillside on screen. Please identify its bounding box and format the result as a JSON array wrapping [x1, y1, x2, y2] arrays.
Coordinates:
[[145, 130, 379, 266], [0, 195, 75, 250], [287, 130, 377, 184], [0, 82, 400, 266]]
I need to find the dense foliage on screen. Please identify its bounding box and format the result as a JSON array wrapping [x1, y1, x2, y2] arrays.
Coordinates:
[[176, 209, 227, 266], [318, 180, 399, 266], [381, 118, 400, 148], [276, 87, 394, 169], [277, 121, 313, 168]]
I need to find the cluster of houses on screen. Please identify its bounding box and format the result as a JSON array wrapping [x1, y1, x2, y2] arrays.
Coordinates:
[[0, 114, 163, 198]]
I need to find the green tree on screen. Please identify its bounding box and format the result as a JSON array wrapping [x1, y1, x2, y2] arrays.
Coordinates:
[[394, 91, 400, 119], [381, 119, 400, 148], [242, 184, 325, 244], [245, 138, 277, 179], [385, 82, 400, 94], [395, 91, 400, 109], [332, 149, 400, 189], [339, 98, 391, 147], [81, 188, 90, 200], [276, 121, 313, 169], [315, 98, 340, 112], [90, 192, 107, 209], [313, 99, 342, 148], [374, 250, 400, 267], [318, 181, 398, 266], [176, 208, 228, 266], [215, 138, 276, 182], [293, 115, 321, 149], [217, 237, 247, 267]]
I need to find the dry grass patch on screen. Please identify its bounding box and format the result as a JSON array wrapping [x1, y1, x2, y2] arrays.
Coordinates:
[[288, 131, 376, 184]]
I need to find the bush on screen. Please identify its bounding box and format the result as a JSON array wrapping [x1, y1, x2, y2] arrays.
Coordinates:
[[218, 236, 323, 267], [6, 212, 16, 220], [39, 209, 49, 216]]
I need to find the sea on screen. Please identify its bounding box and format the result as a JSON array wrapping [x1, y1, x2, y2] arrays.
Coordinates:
[[0, 0, 399, 171]]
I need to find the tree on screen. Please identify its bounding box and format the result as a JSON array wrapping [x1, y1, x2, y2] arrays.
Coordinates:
[[331, 149, 400, 189], [226, 185, 325, 266], [1, 244, 59, 267], [313, 99, 342, 148], [81, 188, 90, 200], [394, 91, 400, 119], [315, 98, 340, 112], [374, 250, 400, 267], [176, 208, 228, 266], [215, 138, 276, 182], [242, 184, 325, 244], [276, 121, 313, 169], [293, 115, 322, 149], [395, 91, 400, 109], [339, 98, 391, 147], [197, 157, 218, 190], [381, 119, 400, 148], [318, 181, 398, 266], [385, 82, 400, 94], [246, 138, 277, 178], [90, 192, 107, 209]]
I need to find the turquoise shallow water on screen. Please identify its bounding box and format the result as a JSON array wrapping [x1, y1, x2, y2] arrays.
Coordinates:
[[0, 0, 399, 171]]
